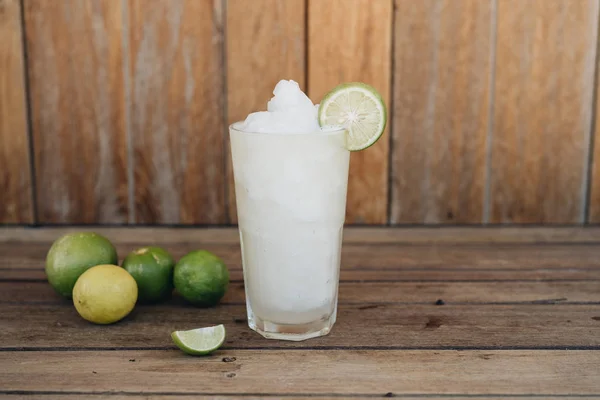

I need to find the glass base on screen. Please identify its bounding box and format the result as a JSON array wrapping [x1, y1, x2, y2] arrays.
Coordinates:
[[247, 310, 336, 341]]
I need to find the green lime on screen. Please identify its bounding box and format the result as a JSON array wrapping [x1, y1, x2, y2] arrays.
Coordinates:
[[73, 264, 138, 324], [171, 324, 226, 356], [318, 82, 387, 151], [46, 232, 118, 298], [174, 250, 229, 307], [121, 246, 175, 303]]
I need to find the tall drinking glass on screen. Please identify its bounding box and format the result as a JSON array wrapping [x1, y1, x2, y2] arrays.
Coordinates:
[[229, 123, 350, 341]]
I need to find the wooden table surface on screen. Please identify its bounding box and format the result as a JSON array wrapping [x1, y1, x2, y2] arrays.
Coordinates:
[[1, 226, 600, 399]]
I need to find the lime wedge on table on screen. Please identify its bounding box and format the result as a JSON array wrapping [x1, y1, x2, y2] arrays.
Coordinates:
[[318, 82, 387, 151], [171, 325, 226, 355]]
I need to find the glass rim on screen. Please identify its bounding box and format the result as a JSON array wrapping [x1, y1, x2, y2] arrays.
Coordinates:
[[229, 122, 346, 136]]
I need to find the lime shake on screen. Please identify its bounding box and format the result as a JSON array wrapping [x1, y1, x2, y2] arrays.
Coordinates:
[[230, 80, 385, 341]]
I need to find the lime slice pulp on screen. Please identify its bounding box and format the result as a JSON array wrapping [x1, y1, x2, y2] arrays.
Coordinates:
[[318, 82, 387, 151], [171, 324, 226, 355]]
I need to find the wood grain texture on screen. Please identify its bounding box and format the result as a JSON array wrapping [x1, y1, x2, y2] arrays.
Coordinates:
[[589, 11, 600, 223], [4, 280, 599, 305], [3, 303, 599, 349], [1, 397, 587, 400], [3, 265, 600, 282], [128, 0, 225, 224], [226, 0, 305, 223], [2, 350, 599, 395], [24, 0, 128, 223], [3, 226, 600, 397], [491, 0, 598, 223], [3, 240, 600, 271], [3, 226, 600, 244], [308, 0, 392, 224], [4, 240, 600, 271], [391, 0, 492, 224], [0, 0, 33, 224], [0, 397, 587, 400]]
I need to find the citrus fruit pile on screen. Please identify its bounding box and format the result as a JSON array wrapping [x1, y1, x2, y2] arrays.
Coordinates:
[[45, 232, 229, 355]]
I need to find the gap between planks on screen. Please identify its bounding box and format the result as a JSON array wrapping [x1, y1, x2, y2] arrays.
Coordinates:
[[3, 394, 600, 399]]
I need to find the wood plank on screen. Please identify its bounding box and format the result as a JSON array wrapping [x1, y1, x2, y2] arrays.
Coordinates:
[[128, 0, 225, 224], [24, 0, 128, 223], [308, 0, 392, 224], [491, 0, 598, 223], [225, 0, 305, 223], [4, 241, 600, 271], [0, 397, 589, 400], [589, 6, 600, 223], [3, 241, 600, 270], [4, 265, 600, 282], [334, 243, 600, 269], [2, 303, 599, 349], [0, 0, 33, 224], [1, 350, 599, 395], [3, 226, 600, 245], [4, 280, 599, 305], [2, 397, 587, 400], [391, 0, 492, 224]]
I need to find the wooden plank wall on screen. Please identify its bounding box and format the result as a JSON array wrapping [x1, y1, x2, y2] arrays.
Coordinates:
[[24, 0, 128, 224], [0, 0, 32, 223], [1, 0, 600, 225], [491, 0, 598, 224], [391, 0, 492, 224], [128, 0, 226, 224]]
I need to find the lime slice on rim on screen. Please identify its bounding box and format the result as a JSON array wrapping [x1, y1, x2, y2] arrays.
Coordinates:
[[171, 324, 226, 355], [318, 82, 387, 151]]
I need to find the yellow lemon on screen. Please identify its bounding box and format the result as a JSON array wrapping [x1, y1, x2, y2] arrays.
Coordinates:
[[73, 265, 138, 324]]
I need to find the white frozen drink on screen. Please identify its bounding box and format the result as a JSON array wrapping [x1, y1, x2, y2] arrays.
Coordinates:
[[230, 79, 386, 341], [230, 80, 349, 340]]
